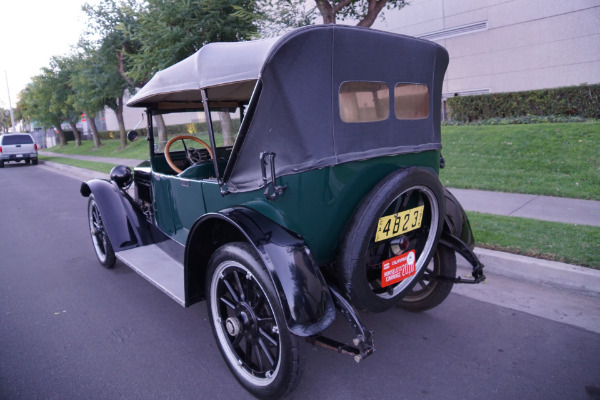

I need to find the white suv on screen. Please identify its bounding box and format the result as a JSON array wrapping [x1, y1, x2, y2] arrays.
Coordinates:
[[0, 133, 38, 168]]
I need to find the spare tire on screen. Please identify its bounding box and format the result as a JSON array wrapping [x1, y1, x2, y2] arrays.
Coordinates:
[[337, 167, 445, 313]]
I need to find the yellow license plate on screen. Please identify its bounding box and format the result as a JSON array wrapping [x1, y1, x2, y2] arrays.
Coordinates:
[[375, 205, 424, 242]]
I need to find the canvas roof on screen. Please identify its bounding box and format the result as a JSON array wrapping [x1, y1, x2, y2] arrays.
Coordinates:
[[127, 37, 279, 108]]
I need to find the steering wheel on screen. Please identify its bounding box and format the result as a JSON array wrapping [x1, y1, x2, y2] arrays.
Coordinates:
[[164, 135, 213, 174]]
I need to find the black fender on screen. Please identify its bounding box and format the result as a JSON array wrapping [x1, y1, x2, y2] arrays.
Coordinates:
[[442, 188, 475, 249], [440, 188, 485, 282], [185, 206, 336, 337], [80, 179, 153, 251]]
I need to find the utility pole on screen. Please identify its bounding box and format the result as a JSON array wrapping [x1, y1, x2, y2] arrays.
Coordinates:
[[4, 70, 16, 133]]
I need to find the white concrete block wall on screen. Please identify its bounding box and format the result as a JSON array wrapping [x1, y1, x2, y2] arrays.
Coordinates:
[[373, 0, 600, 95]]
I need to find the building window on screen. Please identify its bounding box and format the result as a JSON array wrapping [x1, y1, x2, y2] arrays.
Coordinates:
[[394, 83, 429, 120], [339, 81, 390, 123]]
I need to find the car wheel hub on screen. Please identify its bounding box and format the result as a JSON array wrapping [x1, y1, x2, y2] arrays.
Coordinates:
[[234, 303, 258, 338], [225, 317, 242, 337]]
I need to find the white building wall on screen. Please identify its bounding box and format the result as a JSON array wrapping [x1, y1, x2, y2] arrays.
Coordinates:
[[372, 0, 600, 96]]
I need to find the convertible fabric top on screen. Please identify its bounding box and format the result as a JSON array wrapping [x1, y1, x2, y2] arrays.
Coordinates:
[[127, 37, 278, 107], [129, 25, 449, 193]]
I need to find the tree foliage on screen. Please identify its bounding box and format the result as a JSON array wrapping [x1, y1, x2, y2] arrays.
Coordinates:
[[19, 75, 69, 146], [42, 56, 84, 146], [84, 0, 257, 87], [83, 0, 146, 147], [233, 0, 317, 36], [83, 0, 145, 86], [71, 40, 134, 148], [82, 0, 257, 146], [0, 107, 11, 133], [125, 0, 256, 85]]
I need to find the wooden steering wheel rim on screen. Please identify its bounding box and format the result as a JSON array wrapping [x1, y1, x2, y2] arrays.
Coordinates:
[[164, 135, 214, 174]]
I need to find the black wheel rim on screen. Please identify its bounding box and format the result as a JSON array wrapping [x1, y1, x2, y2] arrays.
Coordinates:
[[210, 261, 281, 386], [89, 201, 108, 263], [365, 185, 439, 299]]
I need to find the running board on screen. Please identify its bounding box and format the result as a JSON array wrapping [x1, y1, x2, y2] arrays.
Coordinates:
[[116, 244, 186, 306]]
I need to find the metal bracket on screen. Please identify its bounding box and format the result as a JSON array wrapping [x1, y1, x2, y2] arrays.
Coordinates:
[[307, 286, 375, 363], [260, 152, 287, 201], [438, 231, 486, 284]]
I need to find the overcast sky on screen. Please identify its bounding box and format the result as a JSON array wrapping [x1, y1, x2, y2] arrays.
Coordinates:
[[0, 0, 99, 109]]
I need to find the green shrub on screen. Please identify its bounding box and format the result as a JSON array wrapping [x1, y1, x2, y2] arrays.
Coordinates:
[[447, 84, 600, 121], [442, 115, 589, 126]]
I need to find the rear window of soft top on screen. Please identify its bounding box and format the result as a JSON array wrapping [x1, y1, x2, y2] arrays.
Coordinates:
[[1, 135, 34, 145]]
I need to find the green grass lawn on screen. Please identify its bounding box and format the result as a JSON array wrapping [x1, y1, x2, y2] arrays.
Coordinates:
[[468, 212, 600, 269], [440, 122, 600, 200]]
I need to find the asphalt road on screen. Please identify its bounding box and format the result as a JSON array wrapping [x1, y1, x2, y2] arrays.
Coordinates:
[[1, 163, 599, 400]]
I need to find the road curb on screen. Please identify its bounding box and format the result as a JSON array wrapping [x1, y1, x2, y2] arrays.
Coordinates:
[[465, 247, 600, 297]]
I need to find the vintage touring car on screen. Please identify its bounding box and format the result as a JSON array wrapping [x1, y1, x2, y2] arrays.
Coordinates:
[[81, 25, 484, 399]]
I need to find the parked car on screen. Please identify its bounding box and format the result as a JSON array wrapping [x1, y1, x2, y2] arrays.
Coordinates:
[[81, 25, 485, 399], [0, 133, 38, 167]]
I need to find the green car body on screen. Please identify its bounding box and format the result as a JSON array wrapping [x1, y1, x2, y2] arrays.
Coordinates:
[[149, 150, 440, 264]]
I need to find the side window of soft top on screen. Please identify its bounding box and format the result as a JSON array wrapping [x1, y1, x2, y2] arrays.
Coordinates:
[[338, 81, 430, 123], [339, 81, 390, 123], [394, 83, 429, 120]]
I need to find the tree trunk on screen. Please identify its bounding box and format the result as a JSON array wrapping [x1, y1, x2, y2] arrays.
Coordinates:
[[219, 111, 235, 146], [55, 126, 67, 147], [116, 47, 137, 87], [87, 115, 102, 148], [154, 114, 168, 152], [116, 96, 127, 149], [316, 0, 336, 24], [357, 0, 389, 27], [68, 120, 82, 147]]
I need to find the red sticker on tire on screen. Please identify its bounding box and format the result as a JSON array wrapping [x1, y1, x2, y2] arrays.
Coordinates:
[[381, 250, 416, 287]]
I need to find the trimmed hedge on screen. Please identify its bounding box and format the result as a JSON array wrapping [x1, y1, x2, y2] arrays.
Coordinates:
[[447, 84, 600, 121], [442, 115, 588, 126]]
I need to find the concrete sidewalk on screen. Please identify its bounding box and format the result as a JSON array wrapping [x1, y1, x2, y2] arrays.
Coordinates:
[[449, 188, 600, 227]]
